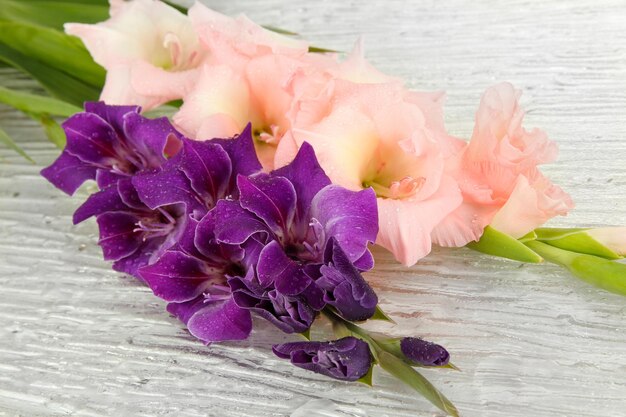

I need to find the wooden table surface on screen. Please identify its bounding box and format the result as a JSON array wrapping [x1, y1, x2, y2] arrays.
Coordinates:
[[1, 1, 625, 416]]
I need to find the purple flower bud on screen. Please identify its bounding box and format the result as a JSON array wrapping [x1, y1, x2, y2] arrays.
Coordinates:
[[400, 337, 450, 366], [272, 337, 372, 381], [316, 237, 378, 321]]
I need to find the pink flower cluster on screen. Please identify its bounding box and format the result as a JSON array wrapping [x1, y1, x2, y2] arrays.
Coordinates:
[[68, 0, 574, 266]]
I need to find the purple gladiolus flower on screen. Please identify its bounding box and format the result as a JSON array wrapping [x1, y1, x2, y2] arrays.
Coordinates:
[[139, 202, 266, 342], [41, 102, 182, 194], [272, 337, 372, 381], [400, 337, 450, 366], [227, 143, 379, 332]]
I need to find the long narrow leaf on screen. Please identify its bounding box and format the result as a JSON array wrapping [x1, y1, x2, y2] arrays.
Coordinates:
[[0, 125, 34, 163], [35, 114, 67, 149], [0, 0, 109, 31], [0, 43, 100, 106], [0, 86, 81, 117], [0, 21, 105, 88], [377, 351, 459, 417]]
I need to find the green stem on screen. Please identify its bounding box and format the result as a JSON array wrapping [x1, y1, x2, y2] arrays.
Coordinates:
[[524, 240, 576, 267], [323, 309, 459, 417], [525, 240, 626, 296]]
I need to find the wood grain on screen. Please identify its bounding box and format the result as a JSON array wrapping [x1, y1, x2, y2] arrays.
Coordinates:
[[1, 1, 625, 416]]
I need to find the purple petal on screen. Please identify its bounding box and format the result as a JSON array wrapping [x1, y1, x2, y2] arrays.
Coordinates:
[[63, 112, 118, 165], [123, 112, 183, 168], [211, 124, 262, 178], [96, 212, 142, 261], [207, 200, 272, 247], [186, 298, 252, 343], [84, 101, 140, 136], [95, 169, 124, 189], [272, 142, 331, 222], [272, 337, 372, 381], [167, 296, 206, 324], [73, 185, 127, 224], [139, 250, 215, 302], [229, 276, 315, 334], [117, 178, 145, 210], [257, 240, 311, 295], [318, 238, 377, 321], [177, 139, 232, 207], [132, 165, 203, 212], [111, 239, 158, 279], [237, 174, 296, 237], [310, 185, 378, 269], [40, 150, 96, 195]]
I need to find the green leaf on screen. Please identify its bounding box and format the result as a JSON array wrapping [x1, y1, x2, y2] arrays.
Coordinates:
[[0, 125, 34, 163], [377, 351, 459, 417], [535, 227, 621, 260], [0, 21, 105, 88], [0, 0, 109, 31], [0, 86, 81, 117], [38, 114, 67, 148], [0, 42, 100, 106], [525, 240, 626, 296], [370, 305, 396, 323], [467, 225, 543, 263]]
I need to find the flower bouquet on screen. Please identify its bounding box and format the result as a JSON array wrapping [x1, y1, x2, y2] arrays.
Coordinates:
[[0, 1, 624, 415]]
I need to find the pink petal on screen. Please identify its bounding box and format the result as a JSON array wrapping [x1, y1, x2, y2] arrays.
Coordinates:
[[490, 172, 574, 238], [376, 175, 462, 266]]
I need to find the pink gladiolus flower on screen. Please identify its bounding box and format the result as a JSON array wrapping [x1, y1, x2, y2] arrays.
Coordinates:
[[172, 2, 322, 169], [66, 0, 205, 110], [432, 83, 574, 246], [277, 72, 464, 266]]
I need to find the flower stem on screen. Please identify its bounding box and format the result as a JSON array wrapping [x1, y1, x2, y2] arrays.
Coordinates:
[[525, 240, 626, 296], [323, 309, 459, 417]]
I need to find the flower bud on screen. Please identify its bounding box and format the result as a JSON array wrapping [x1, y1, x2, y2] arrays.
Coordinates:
[[272, 337, 372, 381]]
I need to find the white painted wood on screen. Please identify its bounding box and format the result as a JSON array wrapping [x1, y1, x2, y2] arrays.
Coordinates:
[[1, 1, 625, 416]]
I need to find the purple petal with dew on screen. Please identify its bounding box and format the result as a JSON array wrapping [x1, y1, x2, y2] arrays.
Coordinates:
[[257, 240, 311, 295], [210, 124, 262, 180], [133, 165, 203, 212], [272, 142, 331, 222], [73, 184, 128, 224], [310, 185, 378, 270], [400, 337, 450, 366], [187, 297, 252, 343], [167, 296, 207, 325], [111, 238, 160, 279], [177, 139, 232, 208], [95, 169, 124, 189], [208, 200, 272, 247], [40, 150, 96, 195], [123, 112, 183, 168], [96, 211, 143, 261], [84, 101, 140, 137], [272, 337, 372, 381], [117, 178, 145, 209], [63, 112, 118, 165], [139, 250, 216, 303], [237, 174, 296, 237]]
